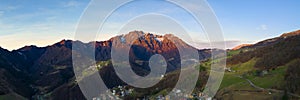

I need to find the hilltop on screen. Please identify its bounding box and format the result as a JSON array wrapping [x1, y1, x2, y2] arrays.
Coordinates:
[[214, 29, 300, 99]]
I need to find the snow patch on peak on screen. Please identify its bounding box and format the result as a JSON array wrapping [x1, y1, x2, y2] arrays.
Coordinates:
[[156, 37, 164, 42]]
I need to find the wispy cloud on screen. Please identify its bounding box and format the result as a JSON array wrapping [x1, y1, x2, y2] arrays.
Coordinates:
[[7, 6, 18, 10], [63, 1, 81, 8], [257, 24, 268, 30], [0, 11, 3, 17], [0, 20, 76, 50], [191, 40, 242, 49], [0, 4, 20, 17], [3, 5, 20, 11]]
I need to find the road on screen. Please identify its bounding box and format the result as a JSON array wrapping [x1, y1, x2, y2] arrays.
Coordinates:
[[236, 75, 300, 98]]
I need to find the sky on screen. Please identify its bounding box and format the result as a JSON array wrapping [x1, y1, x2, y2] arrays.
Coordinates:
[[0, 0, 300, 50]]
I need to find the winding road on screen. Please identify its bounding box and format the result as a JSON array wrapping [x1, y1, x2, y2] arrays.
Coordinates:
[[236, 75, 300, 98]]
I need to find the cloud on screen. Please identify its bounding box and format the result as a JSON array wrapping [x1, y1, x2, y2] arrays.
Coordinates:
[[7, 6, 19, 10], [190, 40, 242, 49], [63, 1, 81, 7], [0, 5, 20, 16], [0, 21, 76, 50], [0, 5, 20, 15], [0, 11, 3, 17], [257, 24, 268, 30]]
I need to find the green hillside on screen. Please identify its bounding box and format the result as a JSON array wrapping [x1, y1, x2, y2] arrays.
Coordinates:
[[213, 34, 300, 100]]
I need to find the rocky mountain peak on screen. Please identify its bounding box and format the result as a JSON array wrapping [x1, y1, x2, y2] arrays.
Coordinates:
[[53, 39, 73, 48]]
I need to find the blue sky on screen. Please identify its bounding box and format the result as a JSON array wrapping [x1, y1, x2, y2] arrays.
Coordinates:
[[0, 0, 299, 50], [209, 0, 300, 42]]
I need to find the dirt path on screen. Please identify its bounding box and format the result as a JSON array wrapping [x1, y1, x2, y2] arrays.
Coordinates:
[[236, 75, 300, 98]]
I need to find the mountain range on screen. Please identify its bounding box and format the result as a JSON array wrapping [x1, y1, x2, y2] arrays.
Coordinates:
[[0, 31, 212, 100], [0, 30, 300, 100]]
